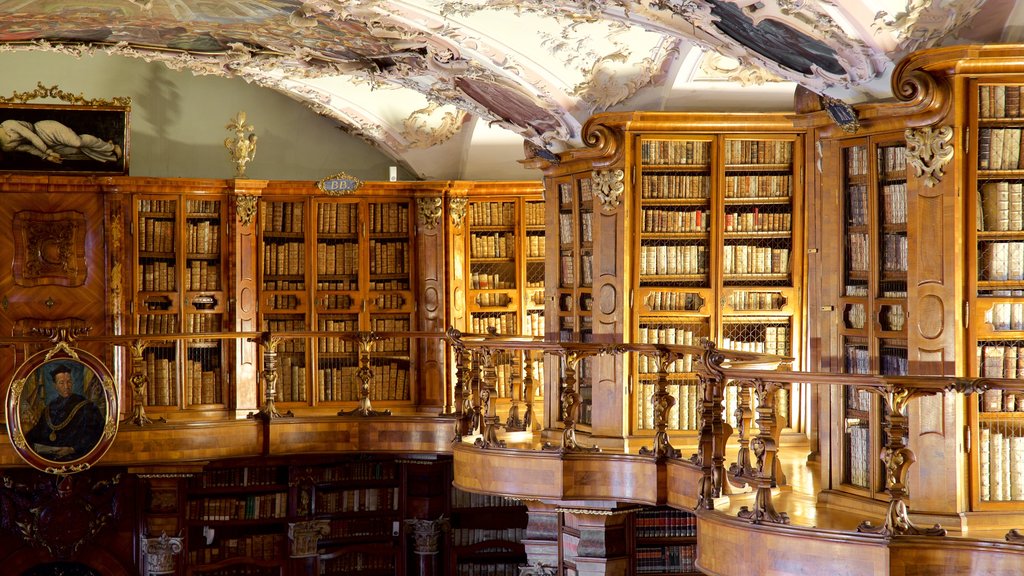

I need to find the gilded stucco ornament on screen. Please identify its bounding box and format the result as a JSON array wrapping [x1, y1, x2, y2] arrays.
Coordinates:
[[593, 168, 625, 211], [235, 194, 258, 226], [905, 125, 954, 188], [225, 111, 257, 178], [401, 102, 466, 149], [449, 197, 468, 229]]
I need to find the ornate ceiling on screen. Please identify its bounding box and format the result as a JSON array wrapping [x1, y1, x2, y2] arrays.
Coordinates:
[[0, 0, 1016, 178]]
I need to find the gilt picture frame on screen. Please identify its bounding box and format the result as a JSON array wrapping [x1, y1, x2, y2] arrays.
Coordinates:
[[0, 84, 129, 174], [6, 344, 118, 474]]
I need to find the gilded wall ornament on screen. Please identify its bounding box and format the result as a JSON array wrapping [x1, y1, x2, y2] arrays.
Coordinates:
[[449, 197, 468, 228], [225, 111, 257, 178], [593, 168, 625, 211], [235, 194, 258, 226], [905, 125, 954, 188], [417, 196, 444, 231]]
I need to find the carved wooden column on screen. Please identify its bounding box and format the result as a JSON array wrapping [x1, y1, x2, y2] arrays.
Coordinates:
[[858, 385, 946, 536], [287, 518, 329, 574], [415, 195, 447, 412], [693, 340, 729, 509], [229, 185, 264, 416], [640, 347, 681, 458], [474, 346, 505, 448], [338, 332, 391, 417], [448, 330, 473, 441], [736, 378, 789, 525], [141, 533, 183, 576], [126, 340, 155, 426], [505, 350, 526, 431], [249, 333, 291, 420]]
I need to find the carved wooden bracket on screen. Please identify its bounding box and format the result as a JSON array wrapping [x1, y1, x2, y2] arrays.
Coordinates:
[[905, 125, 953, 187]]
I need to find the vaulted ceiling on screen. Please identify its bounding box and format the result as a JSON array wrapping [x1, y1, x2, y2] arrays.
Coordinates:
[[0, 0, 1017, 178]]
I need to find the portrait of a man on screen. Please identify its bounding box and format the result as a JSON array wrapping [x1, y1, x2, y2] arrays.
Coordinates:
[[22, 361, 105, 462]]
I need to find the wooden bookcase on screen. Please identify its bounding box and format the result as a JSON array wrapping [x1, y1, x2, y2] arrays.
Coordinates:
[[632, 507, 698, 576], [447, 486, 527, 576], [132, 190, 232, 413], [532, 114, 804, 447], [257, 186, 416, 409]]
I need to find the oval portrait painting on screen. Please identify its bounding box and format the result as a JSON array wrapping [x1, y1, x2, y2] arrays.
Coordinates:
[[6, 346, 118, 474]]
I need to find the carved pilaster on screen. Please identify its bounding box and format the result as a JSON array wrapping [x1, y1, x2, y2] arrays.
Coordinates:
[[288, 519, 330, 558], [905, 125, 953, 187], [405, 516, 450, 555], [141, 533, 184, 576]]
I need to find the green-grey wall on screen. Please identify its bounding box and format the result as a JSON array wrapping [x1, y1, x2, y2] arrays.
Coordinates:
[[0, 51, 411, 181]]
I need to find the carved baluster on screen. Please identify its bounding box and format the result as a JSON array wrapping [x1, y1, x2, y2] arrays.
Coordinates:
[[450, 340, 469, 441], [692, 340, 727, 509], [729, 379, 755, 479], [126, 340, 156, 426], [475, 347, 506, 448], [469, 349, 484, 434], [640, 348, 681, 458], [249, 333, 292, 420], [338, 332, 391, 417], [522, 350, 538, 431], [543, 349, 600, 453], [737, 379, 789, 524], [858, 385, 946, 536], [505, 351, 526, 431]]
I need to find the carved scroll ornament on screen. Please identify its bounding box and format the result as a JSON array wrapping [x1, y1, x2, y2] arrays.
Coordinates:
[[905, 125, 953, 187]]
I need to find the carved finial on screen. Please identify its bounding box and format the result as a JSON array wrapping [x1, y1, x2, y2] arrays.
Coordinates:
[[225, 111, 258, 178]]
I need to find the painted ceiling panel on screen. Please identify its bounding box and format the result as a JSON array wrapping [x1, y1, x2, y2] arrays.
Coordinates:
[[0, 0, 1011, 177]]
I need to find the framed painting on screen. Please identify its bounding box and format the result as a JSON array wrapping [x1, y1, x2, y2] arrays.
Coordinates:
[[6, 343, 118, 474], [0, 83, 129, 175]]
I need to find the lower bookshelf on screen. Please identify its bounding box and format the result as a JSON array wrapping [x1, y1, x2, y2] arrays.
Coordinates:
[[633, 507, 699, 576]]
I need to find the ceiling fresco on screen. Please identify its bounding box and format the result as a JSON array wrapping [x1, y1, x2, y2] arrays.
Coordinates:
[[0, 0, 1016, 177]]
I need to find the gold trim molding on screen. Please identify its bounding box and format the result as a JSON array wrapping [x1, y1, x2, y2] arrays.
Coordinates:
[[0, 82, 131, 107]]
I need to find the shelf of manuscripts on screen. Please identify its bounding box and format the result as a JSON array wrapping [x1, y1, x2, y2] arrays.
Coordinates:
[[320, 543, 397, 576], [449, 486, 527, 576], [524, 199, 546, 336], [632, 506, 699, 576], [638, 137, 711, 289], [261, 199, 309, 325], [633, 318, 707, 433], [722, 137, 795, 287], [264, 314, 308, 404]]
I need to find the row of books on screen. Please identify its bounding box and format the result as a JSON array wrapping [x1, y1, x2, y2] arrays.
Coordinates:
[[297, 460, 396, 483], [882, 305, 907, 332], [642, 207, 709, 233], [141, 261, 177, 292], [264, 201, 305, 234], [316, 241, 360, 275], [846, 184, 869, 227], [315, 486, 399, 513], [188, 534, 283, 565], [470, 232, 515, 258], [525, 311, 544, 337], [144, 354, 178, 406], [139, 217, 176, 253], [847, 232, 870, 273], [881, 234, 908, 273], [318, 367, 360, 402], [316, 202, 358, 234], [451, 527, 525, 547], [184, 359, 221, 405], [139, 198, 177, 214], [138, 313, 178, 334], [979, 85, 1024, 119], [373, 292, 407, 310], [979, 241, 1024, 281], [367, 202, 409, 234], [636, 325, 701, 373], [263, 241, 305, 276], [559, 254, 594, 286], [524, 201, 545, 226], [723, 174, 792, 198], [452, 563, 521, 576], [199, 466, 283, 488], [469, 201, 516, 227], [722, 245, 790, 276], [985, 302, 1024, 331], [558, 179, 594, 206], [264, 280, 305, 291], [641, 139, 711, 166], [187, 492, 288, 520], [186, 220, 221, 254], [451, 487, 520, 509], [724, 140, 793, 165], [723, 325, 791, 356], [317, 319, 359, 353], [845, 146, 869, 177], [369, 362, 410, 400], [639, 244, 709, 276], [634, 508, 697, 537], [326, 516, 397, 539], [881, 183, 908, 225], [183, 260, 221, 291], [635, 544, 696, 574], [979, 427, 1024, 501], [879, 347, 909, 376], [368, 240, 409, 275], [848, 423, 871, 488], [978, 128, 1024, 170], [980, 389, 1024, 413], [470, 272, 514, 290], [320, 551, 395, 573], [640, 174, 710, 199], [645, 290, 703, 312], [475, 292, 512, 307], [845, 344, 871, 374], [638, 382, 701, 431], [274, 355, 308, 403], [369, 318, 411, 352], [524, 234, 546, 257], [878, 145, 908, 175], [724, 209, 791, 233], [978, 181, 1024, 231], [978, 343, 1024, 380], [846, 387, 873, 413], [729, 290, 785, 311], [469, 312, 518, 335]]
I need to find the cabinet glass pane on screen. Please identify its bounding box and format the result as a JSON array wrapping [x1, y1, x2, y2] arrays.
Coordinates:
[[843, 145, 869, 298]]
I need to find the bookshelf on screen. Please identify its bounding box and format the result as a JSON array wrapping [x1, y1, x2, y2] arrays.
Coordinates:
[[134, 194, 230, 412], [632, 506, 699, 576], [833, 136, 909, 498], [258, 192, 416, 409], [970, 81, 1024, 510], [447, 487, 527, 576], [632, 133, 802, 438]]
